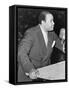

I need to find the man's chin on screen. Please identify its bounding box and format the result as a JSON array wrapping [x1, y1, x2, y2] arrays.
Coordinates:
[[49, 29, 54, 31]]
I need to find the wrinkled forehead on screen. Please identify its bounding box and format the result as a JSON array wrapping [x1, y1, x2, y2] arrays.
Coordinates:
[[45, 13, 54, 20]]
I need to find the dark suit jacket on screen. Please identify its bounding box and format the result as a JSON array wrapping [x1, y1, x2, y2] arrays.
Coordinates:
[[51, 47, 65, 64], [18, 25, 63, 82]]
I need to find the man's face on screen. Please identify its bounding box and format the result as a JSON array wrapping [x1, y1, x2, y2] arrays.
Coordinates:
[[43, 14, 55, 31]]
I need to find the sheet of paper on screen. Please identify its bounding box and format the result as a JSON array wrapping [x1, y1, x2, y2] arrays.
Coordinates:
[[37, 61, 65, 80]]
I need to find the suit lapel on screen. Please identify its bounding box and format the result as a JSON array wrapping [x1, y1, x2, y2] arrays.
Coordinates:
[[46, 32, 53, 56], [48, 32, 53, 49], [37, 25, 47, 56], [37, 25, 54, 57]]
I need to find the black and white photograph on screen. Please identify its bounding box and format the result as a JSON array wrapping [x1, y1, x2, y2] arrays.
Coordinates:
[[9, 5, 67, 85]]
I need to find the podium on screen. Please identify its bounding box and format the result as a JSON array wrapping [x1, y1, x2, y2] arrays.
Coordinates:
[[37, 61, 65, 80]]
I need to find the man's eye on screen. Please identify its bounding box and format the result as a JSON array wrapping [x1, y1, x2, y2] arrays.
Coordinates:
[[51, 20, 53, 22]]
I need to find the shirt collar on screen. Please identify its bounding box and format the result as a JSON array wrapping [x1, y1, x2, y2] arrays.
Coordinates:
[[39, 24, 48, 34]]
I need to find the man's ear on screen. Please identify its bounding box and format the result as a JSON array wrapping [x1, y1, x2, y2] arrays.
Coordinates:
[[41, 20, 44, 25]]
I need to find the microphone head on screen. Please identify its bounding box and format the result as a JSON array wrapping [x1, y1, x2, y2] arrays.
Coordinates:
[[59, 28, 65, 40]]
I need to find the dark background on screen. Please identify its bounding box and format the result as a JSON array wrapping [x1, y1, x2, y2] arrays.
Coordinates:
[[17, 7, 66, 42]]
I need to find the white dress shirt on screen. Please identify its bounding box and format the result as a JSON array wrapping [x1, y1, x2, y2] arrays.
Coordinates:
[[39, 24, 48, 47]]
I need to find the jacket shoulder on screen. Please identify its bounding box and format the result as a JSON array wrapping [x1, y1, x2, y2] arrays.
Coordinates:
[[51, 31, 59, 40], [25, 25, 39, 36]]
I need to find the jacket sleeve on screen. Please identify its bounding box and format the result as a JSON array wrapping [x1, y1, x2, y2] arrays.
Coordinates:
[[18, 31, 35, 73]]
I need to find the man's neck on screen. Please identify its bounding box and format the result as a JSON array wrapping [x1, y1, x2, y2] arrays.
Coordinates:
[[39, 24, 48, 34], [39, 24, 48, 47]]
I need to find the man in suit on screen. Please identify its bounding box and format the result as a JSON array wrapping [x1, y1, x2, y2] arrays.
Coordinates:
[[18, 11, 64, 82]]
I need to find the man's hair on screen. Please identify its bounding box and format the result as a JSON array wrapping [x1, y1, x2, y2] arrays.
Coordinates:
[[38, 11, 51, 24]]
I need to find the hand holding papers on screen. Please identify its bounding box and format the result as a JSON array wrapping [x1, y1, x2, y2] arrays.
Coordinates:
[[26, 69, 39, 79]]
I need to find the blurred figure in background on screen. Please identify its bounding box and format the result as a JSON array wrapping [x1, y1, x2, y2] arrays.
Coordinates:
[[59, 28, 65, 53]]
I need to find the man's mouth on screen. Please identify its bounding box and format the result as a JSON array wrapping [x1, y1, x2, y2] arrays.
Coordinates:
[[52, 25, 54, 28]]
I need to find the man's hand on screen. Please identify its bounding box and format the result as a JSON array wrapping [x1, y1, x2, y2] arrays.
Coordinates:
[[29, 69, 39, 79]]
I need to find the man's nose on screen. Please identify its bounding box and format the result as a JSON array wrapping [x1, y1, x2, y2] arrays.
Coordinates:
[[53, 21, 55, 25]]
